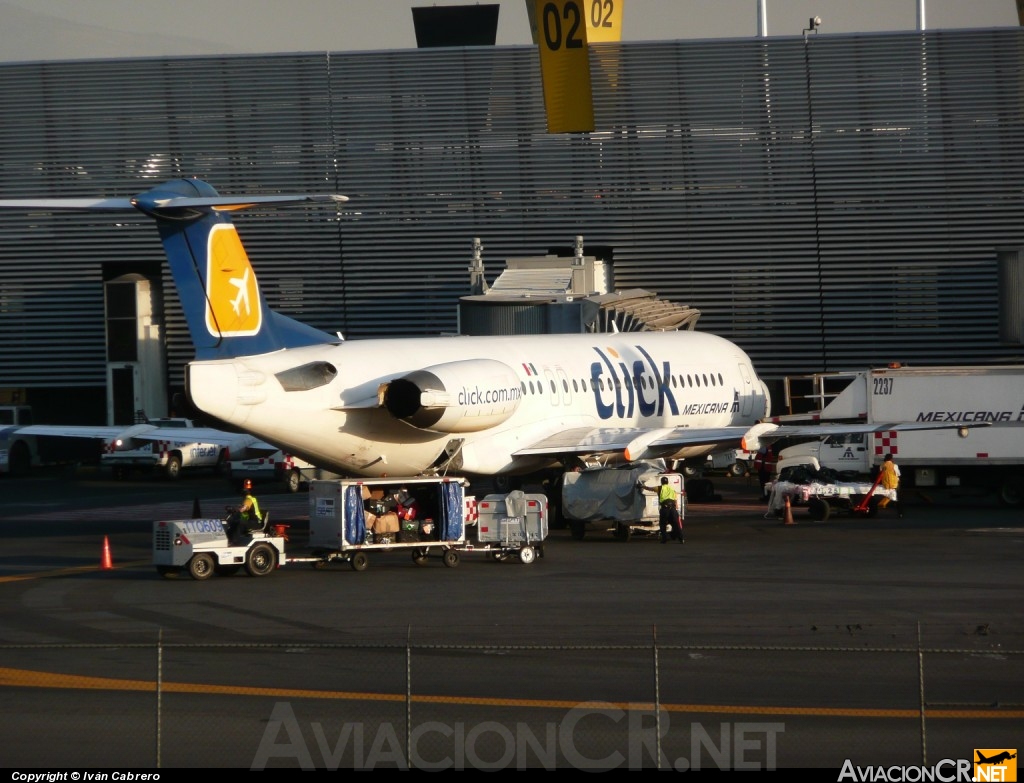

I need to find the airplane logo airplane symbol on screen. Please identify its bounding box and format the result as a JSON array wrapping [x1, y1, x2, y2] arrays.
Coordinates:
[[229, 267, 251, 316], [977, 751, 1016, 765], [204, 223, 262, 337], [974, 749, 1017, 783]]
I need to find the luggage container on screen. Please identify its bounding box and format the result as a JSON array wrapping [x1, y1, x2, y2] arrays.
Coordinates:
[[467, 490, 548, 564], [308, 476, 469, 570]]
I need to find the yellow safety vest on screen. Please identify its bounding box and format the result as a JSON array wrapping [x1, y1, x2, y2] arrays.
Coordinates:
[[242, 493, 262, 521]]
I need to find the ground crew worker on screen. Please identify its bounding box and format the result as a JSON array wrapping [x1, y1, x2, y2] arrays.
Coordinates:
[[226, 478, 263, 541], [876, 453, 903, 517], [753, 444, 777, 499], [640, 476, 683, 544]]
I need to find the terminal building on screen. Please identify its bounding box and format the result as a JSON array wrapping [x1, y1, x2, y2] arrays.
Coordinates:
[[1, 22, 1023, 423]]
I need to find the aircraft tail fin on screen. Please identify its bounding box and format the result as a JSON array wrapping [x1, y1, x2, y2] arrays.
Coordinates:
[[136, 179, 347, 359], [0, 178, 348, 360]]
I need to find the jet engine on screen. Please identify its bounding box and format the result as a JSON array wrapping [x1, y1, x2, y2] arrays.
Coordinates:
[[383, 359, 522, 433]]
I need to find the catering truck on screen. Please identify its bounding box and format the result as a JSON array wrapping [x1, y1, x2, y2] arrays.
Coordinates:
[[773, 365, 1024, 506]]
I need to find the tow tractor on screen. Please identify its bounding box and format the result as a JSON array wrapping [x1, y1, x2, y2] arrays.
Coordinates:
[[152, 512, 291, 580], [766, 469, 894, 521]]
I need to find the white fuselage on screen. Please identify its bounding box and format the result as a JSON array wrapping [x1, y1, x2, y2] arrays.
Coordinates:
[[187, 330, 770, 477]]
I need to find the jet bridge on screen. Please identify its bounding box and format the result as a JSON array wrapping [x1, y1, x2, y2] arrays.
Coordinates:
[[459, 237, 700, 335]]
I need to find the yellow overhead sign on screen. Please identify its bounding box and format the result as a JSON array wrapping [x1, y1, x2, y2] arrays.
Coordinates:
[[533, 0, 625, 134], [583, 0, 623, 42]]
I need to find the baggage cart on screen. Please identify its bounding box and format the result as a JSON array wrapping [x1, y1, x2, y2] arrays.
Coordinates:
[[465, 491, 548, 564], [308, 476, 469, 570]]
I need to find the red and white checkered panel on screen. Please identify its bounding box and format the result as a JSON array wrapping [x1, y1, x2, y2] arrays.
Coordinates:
[[156, 440, 171, 460], [464, 496, 479, 525], [873, 431, 898, 456]]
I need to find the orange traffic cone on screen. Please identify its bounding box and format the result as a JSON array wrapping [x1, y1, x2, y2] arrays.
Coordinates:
[[783, 495, 797, 526], [100, 535, 113, 570]]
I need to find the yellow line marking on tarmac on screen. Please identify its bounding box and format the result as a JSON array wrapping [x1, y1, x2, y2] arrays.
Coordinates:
[[0, 668, 1020, 719], [0, 560, 150, 583]]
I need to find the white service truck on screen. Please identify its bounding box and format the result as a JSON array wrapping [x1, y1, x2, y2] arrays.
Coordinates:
[[773, 365, 1024, 506], [102, 417, 243, 479]]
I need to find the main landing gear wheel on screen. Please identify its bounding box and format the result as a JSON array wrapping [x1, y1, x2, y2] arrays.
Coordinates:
[[187, 553, 215, 581], [518, 546, 536, 565], [350, 551, 369, 572], [246, 543, 277, 576], [442, 550, 460, 568]]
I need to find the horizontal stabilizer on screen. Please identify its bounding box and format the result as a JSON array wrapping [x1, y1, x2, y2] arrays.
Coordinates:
[[0, 197, 136, 211], [0, 192, 347, 214]]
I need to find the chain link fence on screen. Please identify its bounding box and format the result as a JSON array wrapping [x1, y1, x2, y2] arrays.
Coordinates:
[[1, 630, 1020, 770]]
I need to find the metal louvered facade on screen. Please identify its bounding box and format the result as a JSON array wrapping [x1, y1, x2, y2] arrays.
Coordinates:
[[1, 30, 1023, 420]]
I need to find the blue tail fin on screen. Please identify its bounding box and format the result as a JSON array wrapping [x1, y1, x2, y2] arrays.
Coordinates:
[[0, 178, 347, 360], [132, 179, 345, 359]]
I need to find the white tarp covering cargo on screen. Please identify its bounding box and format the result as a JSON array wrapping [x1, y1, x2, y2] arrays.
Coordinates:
[[562, 465, 682, 524]]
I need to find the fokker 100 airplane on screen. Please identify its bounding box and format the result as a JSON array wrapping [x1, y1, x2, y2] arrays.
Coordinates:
[[0, 179, 974, 480]]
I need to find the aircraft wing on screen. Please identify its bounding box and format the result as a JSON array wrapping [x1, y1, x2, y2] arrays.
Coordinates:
[[15, 424, 257, 447], [15, 425, 132, 440], [125, 428, 257, 447], [514, 426, 751, 459], [514, 420, 989, 462], [742, 420, 990, 450], [228, 439, 284, 456]]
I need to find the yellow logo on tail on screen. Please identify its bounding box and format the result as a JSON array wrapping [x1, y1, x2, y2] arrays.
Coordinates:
[[205, 223, 262, 337]]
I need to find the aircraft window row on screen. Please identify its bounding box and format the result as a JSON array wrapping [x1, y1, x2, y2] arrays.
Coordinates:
[[519, 371, 727, 396]]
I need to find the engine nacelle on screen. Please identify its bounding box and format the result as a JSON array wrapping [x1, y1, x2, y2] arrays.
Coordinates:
[[383, 359, 523, 433]]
